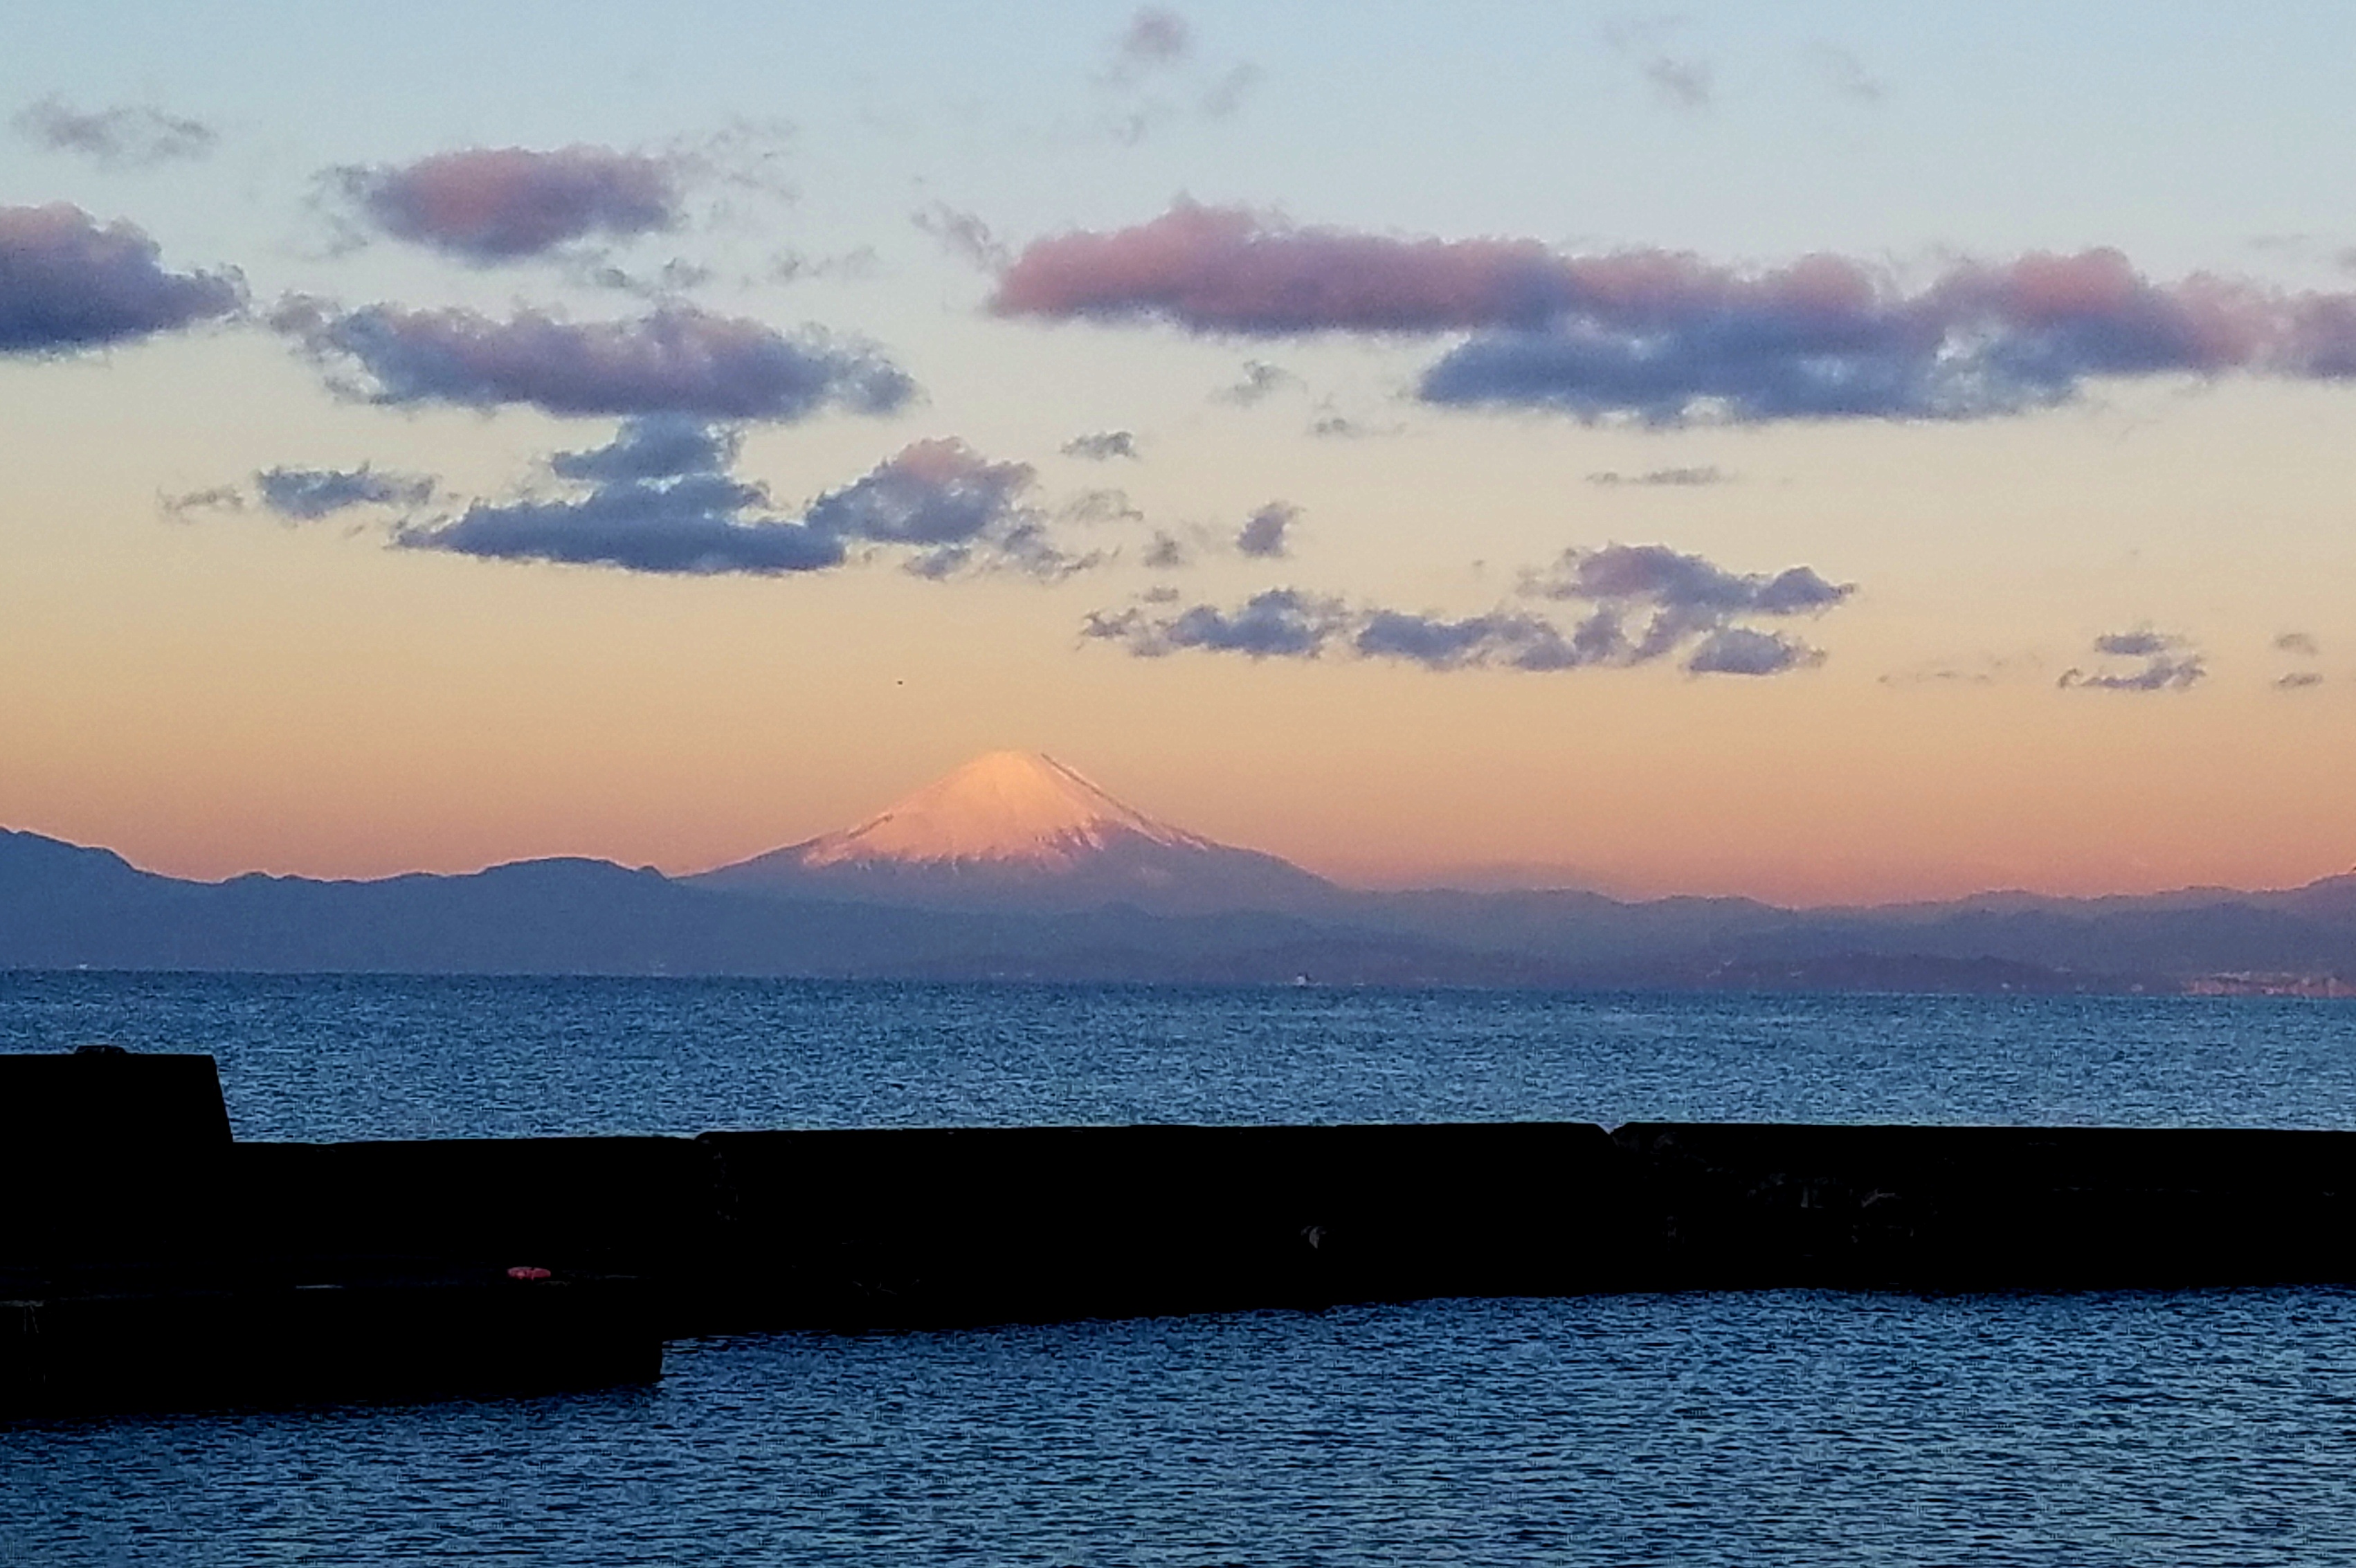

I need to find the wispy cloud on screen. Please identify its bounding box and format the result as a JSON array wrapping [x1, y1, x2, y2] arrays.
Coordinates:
[[222, 419, 1095, 583], [271, 298, 914, 421], [1213, 358, 1297, 405], [1062, 429, 1140, 461], [1604, 17, 1714, 111], [1096, 7, 1260, 143], [1085, 542, 1851, 677], [2273, 630, 2323, 691], [912, 203, 1009, 271], [0, 204, 243, 354], [415, 424, 1079, 579], [1586, 465, 1730, 486], [1109, 8, 1193, 79], [13, 98, 217, 166], [2057, 628, 2207, 692], [1809, 44, 1886, 104], [1234, 500, 1297, 558], [329, 146, 686, 262], [991, 203, 2356, 424], [256, 465, 435, 520]]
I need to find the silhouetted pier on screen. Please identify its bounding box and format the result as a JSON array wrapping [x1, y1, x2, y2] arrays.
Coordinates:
[[7, 1049, 2355, 1415]]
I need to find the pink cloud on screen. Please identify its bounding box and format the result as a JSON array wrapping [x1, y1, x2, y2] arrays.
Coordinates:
[[338, 146, 684, 262], [992, 203, 2356, 421]]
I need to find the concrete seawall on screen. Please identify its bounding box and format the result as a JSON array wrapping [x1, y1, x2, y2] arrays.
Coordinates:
[[199, 1120, 2356, 1329], [7, 1050, 2356, 1414]]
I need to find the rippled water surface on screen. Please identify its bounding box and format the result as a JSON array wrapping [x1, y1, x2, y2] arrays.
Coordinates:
[[6, 974, 2356, 1565], [3, 972, 2354, 1138]]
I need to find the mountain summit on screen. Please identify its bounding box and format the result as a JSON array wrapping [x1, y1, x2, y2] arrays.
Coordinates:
[[691, 751, 1339, 913], [797, 751, 1207, 868]]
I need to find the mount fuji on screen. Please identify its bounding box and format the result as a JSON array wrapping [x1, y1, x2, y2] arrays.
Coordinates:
[[689, 751, 1342, 914]]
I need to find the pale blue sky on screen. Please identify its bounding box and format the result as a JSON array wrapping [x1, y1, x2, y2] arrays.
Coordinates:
[[4, 3, 2353, 901]]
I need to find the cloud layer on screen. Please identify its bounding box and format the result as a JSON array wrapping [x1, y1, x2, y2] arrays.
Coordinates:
[[1, 204, 243, 354], [1085, 543, 1851, 677], [378, 417, 1080, 581], [993, 203, 2356, 423], [334, 146, 685, 262], [272, 299, 913, 420], [15, 100, 216, 166], [2057, 628, 2207, 692], [256, 465, 435, 519]]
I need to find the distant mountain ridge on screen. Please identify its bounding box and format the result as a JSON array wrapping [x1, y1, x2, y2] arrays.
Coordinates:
[[6, 749, 2355, 991]]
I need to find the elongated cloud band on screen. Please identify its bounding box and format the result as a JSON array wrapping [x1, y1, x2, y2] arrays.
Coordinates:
[[2058, 628, 2206, 692], [15, 100, 217, 166], [221, 416, 1070, 581], [404, 425, 1076, 579], [256, 465, 435, 519], [992, 203, 2356, 423], [1084, 543, 1851, 677], [271, 298, 914, 420], [1, 204, 243, 354], [333, 146, 685, 262]]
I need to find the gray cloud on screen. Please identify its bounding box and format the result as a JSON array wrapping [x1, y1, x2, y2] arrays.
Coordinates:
[[547, 412, 736, 481], [333, 146, 685, 262], [0, 204, 243, 354], [1215, 358, 1296, 405], [1878, 653, 2035, 688], [1142, 531, 1190, 569], [2057, 628, 2207, 692], [1060, 487, 1145, 525], [1604, 17, 1713, 111], [1640, 56, 1713, 110], [1200, 62, 1262, 118], [1234, 500, 1298, 558], [158, 484, 246, 521], [393, 423, 1082, 581], [2276, 671, 2325, 691], [1062, 429, 1140, 461], [576, 257, 719, 299], [1516, 543, 1849, 664], [14, 99, 217, 166], [995, 204, 2356, 425], [1586, 465, 1730, 486], [1087, 541, 1849, 677], [1085, 587, 1351, 659], [2275, 630, 2321, 657], [1685, 626, 1820, 675], [913, 203, 1010, 271], [256, 465, 436, 520], [1112, 8, 1193, 75], [271, 298, 913, 420]]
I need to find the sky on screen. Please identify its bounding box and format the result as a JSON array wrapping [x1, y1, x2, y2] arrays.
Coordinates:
[[3, 1, 2354, 905]]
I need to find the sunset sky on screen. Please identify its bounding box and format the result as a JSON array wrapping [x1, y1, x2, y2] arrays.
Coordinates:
[[5, 2, 2353, 904]]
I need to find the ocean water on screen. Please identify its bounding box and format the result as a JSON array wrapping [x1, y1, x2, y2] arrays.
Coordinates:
[[3, 972, 2355, 1140], [6, 974, 2356, 1566]]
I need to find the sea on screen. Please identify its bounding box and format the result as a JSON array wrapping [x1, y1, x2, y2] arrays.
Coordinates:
[[5, 972, 2356, 1566]]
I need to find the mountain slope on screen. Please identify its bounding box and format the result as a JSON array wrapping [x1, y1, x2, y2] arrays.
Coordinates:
[[692, 751, 1341, 914]]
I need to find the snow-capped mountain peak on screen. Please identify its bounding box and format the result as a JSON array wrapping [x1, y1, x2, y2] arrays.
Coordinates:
[[692, 750, 1340, 913], [797, 750, 1204, 868]]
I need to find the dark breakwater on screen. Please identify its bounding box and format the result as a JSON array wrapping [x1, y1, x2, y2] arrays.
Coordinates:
[[7, 1048, 2356, 1415]]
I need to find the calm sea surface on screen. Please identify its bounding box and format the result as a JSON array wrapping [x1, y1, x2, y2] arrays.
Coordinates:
[[6, 974, 2356, 1565]]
